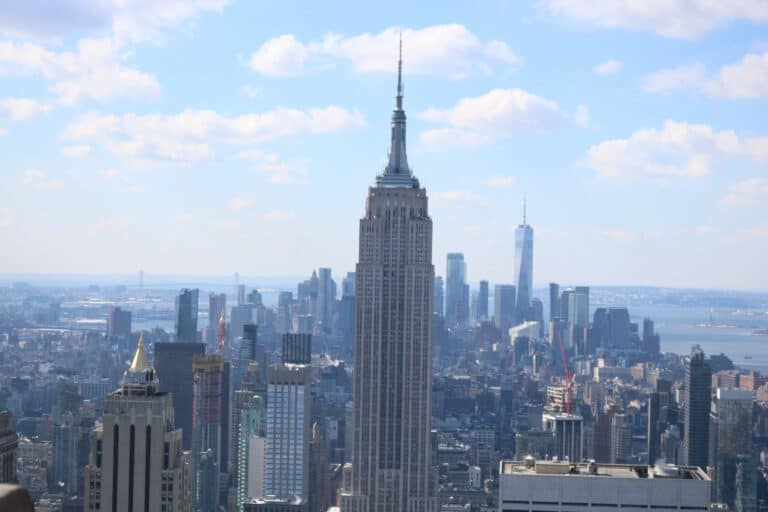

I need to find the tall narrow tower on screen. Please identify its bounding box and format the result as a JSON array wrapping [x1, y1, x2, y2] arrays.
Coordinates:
[[514, 198, 534, 323], [342, 39, 437, 512]]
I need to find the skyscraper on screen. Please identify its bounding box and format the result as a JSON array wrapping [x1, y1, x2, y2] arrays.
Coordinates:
[[710, 388, 755, 512], [154, 341, 206, 450], [476, 280, 489, 321], [682, 346, 711, 470], [446, 253, 468, 327], [548, 283, 560, 325], [342, 41, 437, 512], [84, 336, 190, 512], [494, 284, 517, 334], [513, 200, 533, 323], [282, 333, 312, 365], [192, 353, 230, 511], [207, 292, 227, 351], [237, 394, 267, 508], [265, 363, 311, 502], [434, 276, 444, 317], [0, 409, 18, 483], [106, 306, 131, 341], [316, 267, 336, 334], [175, 288, 199, 342]]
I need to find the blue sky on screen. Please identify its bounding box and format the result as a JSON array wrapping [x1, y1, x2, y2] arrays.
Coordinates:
[[0, 1, 766, 289]]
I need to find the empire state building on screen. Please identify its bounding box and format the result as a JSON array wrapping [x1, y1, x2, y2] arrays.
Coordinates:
[[341, 41, 438, 512]]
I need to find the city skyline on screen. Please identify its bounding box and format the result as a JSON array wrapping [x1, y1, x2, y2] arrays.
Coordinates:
[[0, 2, 766, 289]]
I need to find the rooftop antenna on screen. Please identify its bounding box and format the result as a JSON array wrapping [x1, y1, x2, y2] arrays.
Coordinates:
[[523, 193, 527, 225], [396, 32, 403, 110]]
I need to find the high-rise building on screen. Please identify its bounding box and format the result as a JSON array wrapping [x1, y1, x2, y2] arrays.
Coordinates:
[[192, 353, 230, 511], [238, 394, 266, 509], [265, 364, 311, 501], [52, 420, 81, 495], [434, 276, 444, 317], [592, 307, 631, 349], [231, 303, 256, 345], [548, 283, 560, 324], [342, 42, 437, 512], [237, 324, 268, 391], [494, 284, 517, 334], [238, 284, 246, 306], [339, 275, 356, 345], [543, 413, 583, 463], [647, 379, 675, 465], [282, 333, 312, 365], [316, 267, 336, 334], [682, 346, 712, 470], [84, 336, 190, 512], [642, 318, 661, 358], [276, 291, 294, 334], [499, 460, 711, 512], [476, 280, 489, 322], [0, 409, 18, 483], [446, 253, 468, 327], [106, 306, 131, 341], [207, 292, 227, 351], [610, 413, 632, 463], [175, 288, 199, 342], [513, 200, 533, 323], [154, 341, 206, 450], [710, 388, 755, 512]]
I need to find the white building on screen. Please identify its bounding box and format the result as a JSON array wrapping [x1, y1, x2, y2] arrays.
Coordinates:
[[499, 460, 710, 512], [509, 321, 541, 342], [265, 363, 311, 500]]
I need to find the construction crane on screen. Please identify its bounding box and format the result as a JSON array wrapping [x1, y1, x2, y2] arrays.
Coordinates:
[[554, 328, 574, 414]]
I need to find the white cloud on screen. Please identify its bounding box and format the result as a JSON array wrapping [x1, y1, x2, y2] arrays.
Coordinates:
[[582, 120, 768, 181], [0, 97, 49, 122], [21, 169, 62, 190], [248, 25, 516, 78], [593, 59, 623, 74], [249, 34, 309, 76], [645, 52, 768, 99], [62, 144, 92, 157], [63, 106, 364, 167], [720, 178, 768, 208], [545, 0, 768, 39], [0, 0, 229, 45], [0, 39, 160, 105], [263, 209, 295, 222], [419, 88, 579, 149], [486, 176, 516, 187]]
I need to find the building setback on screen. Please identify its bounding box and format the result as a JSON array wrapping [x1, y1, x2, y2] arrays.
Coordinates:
[[341, 41, 437, 512]]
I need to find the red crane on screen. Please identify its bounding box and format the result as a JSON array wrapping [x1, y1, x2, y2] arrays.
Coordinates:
[[554, 329, 574, 414]]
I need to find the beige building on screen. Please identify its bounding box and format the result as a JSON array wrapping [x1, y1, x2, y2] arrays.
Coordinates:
[[84, 335, 190, 512]]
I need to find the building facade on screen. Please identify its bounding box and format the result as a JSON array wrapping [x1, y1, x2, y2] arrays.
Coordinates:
[[84, 336, 190, 512], [341, 43, 437, 512], [683, 346, 711, 470]]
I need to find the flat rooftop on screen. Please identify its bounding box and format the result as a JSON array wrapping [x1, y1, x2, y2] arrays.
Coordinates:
[[500, 461, 709, 481]]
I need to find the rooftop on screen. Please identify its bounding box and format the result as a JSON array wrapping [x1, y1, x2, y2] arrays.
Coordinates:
[[500, 460, 710, 481]]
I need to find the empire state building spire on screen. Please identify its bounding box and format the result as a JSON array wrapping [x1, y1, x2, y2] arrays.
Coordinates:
[[378, 34, 418, 188]]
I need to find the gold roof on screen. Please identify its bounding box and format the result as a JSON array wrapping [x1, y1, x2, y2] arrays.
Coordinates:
[[129, 333, 149, 371]]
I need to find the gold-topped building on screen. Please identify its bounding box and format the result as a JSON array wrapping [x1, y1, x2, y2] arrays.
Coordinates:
[[84, 336, 191, 512]]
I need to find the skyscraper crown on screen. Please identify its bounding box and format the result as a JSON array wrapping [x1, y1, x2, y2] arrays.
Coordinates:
[[376, 35, 419, 188]]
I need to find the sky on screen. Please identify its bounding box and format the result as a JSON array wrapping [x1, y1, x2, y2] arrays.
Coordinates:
[[0, 1, 766, 290]]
